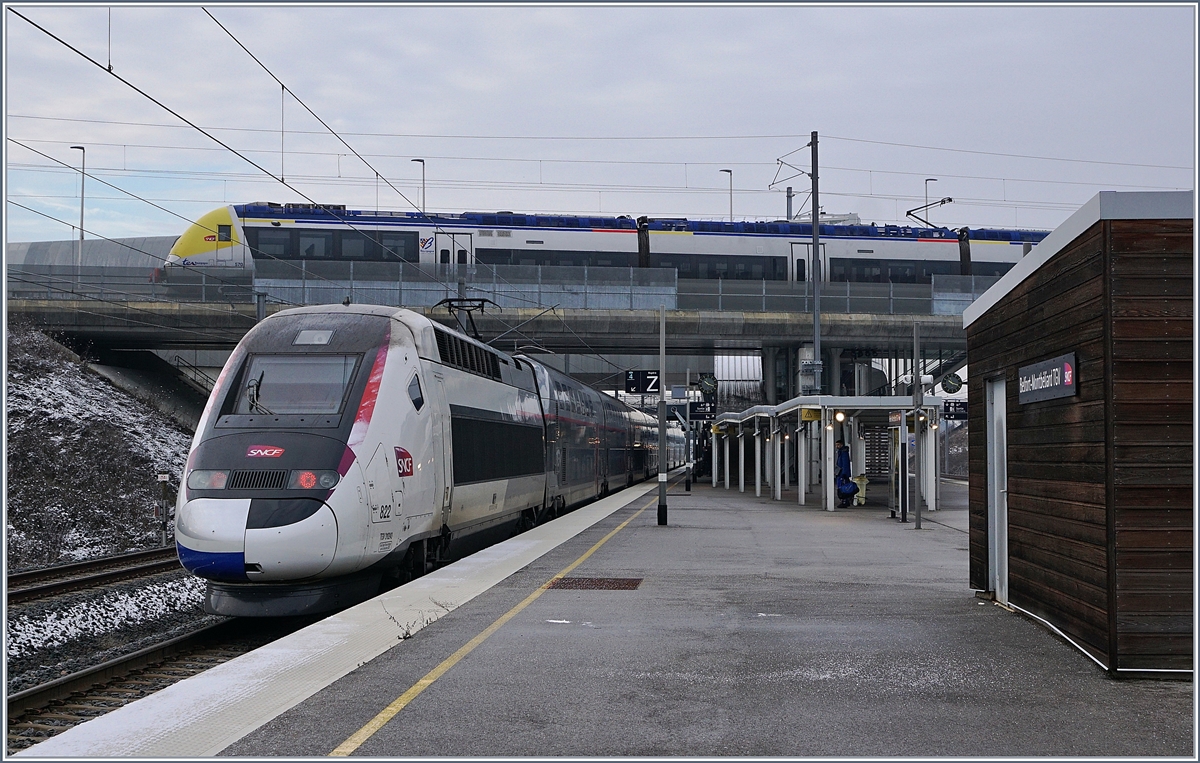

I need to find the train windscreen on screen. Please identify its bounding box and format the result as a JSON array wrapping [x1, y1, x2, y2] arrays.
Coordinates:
[[234, 355, 360, 415]]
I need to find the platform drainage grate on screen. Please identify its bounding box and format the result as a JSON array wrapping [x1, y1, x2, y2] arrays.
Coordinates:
[[548, 577, 643, 590]]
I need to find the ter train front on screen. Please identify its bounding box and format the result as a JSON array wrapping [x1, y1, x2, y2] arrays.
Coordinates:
[[176, 304, 669, 616]]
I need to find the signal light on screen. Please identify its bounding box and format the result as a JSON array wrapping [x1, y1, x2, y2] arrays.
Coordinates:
[[288, 470, 340, 490]]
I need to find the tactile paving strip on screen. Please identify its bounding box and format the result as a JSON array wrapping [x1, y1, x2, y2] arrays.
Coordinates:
[[548, 577, 643, 590]]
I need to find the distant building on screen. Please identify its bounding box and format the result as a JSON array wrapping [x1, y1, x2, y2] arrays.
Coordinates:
[[964, 191, 1193, 675]]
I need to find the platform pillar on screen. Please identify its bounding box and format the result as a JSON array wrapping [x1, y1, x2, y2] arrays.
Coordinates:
[[755, 422, 762, 498], [723, 433, 730, 489], [773, 417, 782, 501], [712, 430, 719, 488], [738, 429, 745, 493], [824, 411, 836, 511], [798, 422, 806, 505], [784, 425, 791, 491]]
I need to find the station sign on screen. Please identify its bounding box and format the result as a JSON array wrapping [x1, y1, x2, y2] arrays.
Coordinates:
[[624, 370, 660, 394], [689, 402, 716, 420], [1018, 352, 1076, 404], [943, 400, 968, 420]]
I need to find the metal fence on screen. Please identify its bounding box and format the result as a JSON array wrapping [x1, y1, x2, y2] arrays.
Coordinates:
[[930, 274, 1001, 315], [677, 279, 938, 314], [256, 263, 678, 310], [7, 263, 998, 316]]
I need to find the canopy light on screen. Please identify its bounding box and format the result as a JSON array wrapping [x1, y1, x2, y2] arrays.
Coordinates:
[[834, 411, 846, 422]]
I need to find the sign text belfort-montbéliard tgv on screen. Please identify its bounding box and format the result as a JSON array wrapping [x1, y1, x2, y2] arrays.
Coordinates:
[[1018, 352, 1077, 404]]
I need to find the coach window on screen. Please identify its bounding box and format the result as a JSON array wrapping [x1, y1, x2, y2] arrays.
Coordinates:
[[217, 224, 232, 242], [795, 258, 806, 282], [255, 228, 291, 259], [298, 231, 332, 259], [408, 374, 425, 412], [338, 232, 367, 259], [382, 232, 419, 262], [440, 248, 451, 264]]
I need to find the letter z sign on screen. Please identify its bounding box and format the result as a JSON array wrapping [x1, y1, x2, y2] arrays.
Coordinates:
[[394, 447, 415, 477]]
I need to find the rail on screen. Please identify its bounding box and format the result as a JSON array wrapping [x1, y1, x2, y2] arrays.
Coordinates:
[[6, 620, 233, 718], [7, 547, 181, 604]]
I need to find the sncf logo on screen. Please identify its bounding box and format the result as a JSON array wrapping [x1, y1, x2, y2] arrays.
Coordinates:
[[395, 447, 414, 477], [247, 445, 285, 458]]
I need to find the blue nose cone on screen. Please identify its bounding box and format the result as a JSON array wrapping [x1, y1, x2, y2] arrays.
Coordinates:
[[177, 543, 248, 582]]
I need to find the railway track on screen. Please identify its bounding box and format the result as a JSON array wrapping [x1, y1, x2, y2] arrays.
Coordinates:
[[6, 617, 313, 755], [6, 547, 181, 604]]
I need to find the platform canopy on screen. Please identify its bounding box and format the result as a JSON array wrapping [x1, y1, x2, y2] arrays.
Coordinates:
[[714, 394, 944, 427]]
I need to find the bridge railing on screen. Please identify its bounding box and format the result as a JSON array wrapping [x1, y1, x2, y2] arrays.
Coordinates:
[[255, 262, 678, 310], [6, 264, 998, 316]]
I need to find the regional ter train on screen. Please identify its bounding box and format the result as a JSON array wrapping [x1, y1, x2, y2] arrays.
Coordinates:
[[160, 203, 1049, 286], [176, 304, 681, 616]]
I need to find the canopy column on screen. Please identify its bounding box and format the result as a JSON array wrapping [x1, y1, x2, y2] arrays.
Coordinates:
[[824, 410, 836, 511], [772, 417, 782, 500], [754, 419, 762, 498], [737, 426, 744, 493]]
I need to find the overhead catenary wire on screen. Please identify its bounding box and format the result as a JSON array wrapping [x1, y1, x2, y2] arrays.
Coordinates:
[[196, 8, 552, 312], [6, 139, 354, 291], [6, 163, 1123, 215], [6, 8, 543, 313], [7, 113, 1193, 172], [8, 137, 1188, 193]]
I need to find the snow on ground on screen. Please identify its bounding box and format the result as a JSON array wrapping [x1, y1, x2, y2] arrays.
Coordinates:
[[6, 577, 207, 659]]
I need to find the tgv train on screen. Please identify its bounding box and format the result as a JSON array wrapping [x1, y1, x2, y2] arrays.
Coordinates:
[[176, 304, 682, 617], [161, 203, 1049, 285]]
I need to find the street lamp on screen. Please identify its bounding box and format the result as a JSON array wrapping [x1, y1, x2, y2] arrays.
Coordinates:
[[924, 178, 937, 227], [719, 168, 732, 222], [71, 146, 85, 270], [411, 158, 425, 215]]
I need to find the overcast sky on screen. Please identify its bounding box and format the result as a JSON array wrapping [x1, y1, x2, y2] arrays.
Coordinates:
[[4, 3, 1196, 243]]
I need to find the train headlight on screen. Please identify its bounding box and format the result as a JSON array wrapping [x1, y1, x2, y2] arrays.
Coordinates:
[[187, 470, 230, 490], [288, 470, 340, 490]]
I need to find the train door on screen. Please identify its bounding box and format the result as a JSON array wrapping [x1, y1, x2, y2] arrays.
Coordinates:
[[791, 242, 826, 283], [435, 233, 474, 267], [365, 444, 400, 554], [986, 377, 1009, 605], [431, 373, 454, 528]]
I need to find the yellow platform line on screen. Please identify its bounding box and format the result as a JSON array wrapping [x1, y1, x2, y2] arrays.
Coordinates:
[[329, 490, 667, 756]]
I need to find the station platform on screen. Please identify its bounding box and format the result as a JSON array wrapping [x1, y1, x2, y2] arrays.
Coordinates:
[[19, 475, 1192, 757]]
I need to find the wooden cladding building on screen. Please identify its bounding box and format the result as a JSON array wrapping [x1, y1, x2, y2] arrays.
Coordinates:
[[963, 191, 1193, 675]]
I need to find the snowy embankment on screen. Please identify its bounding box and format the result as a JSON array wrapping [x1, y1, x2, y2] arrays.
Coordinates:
[[6, 325, 216, 692], [6, 325, 193, 569]]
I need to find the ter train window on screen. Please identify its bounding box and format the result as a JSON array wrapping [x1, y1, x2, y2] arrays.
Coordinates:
[[408, 374, 425, 411], [235, 354, 359, 415]]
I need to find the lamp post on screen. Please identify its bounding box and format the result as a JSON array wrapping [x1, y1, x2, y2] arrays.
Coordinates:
[[71, 145, 85, 270], [719, 168, 732, 222], [924, 178, 937, 226], [411, 158, 425, 215]]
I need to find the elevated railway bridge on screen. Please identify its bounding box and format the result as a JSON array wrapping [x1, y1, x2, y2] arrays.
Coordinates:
[[6, 262, 984, 403]]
